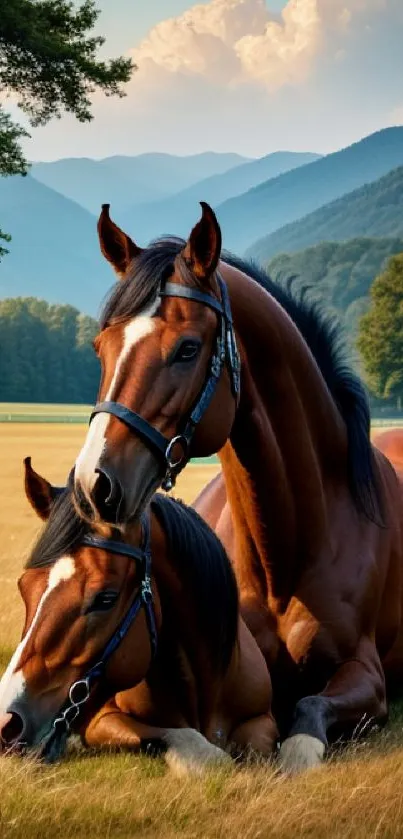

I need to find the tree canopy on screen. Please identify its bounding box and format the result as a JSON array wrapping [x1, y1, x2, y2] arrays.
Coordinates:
[[0, 297, 99, 402], [358, 253, 403, 408], [0, 0, 134, 252], [267, 236, 403, 350]]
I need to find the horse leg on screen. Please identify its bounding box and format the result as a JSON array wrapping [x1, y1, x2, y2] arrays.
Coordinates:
[[279, 636, 387, 774], [229, 713, 278, 759], [83, 700, 231, 776]]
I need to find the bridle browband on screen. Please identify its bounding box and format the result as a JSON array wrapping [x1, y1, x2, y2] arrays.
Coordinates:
[[41, 513, 158, 761], [90, 274, 240, 491]]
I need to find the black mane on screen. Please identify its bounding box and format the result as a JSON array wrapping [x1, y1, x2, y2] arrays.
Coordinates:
[[225, 253, 382, 524], [27, 489, 88, 569], [151, 494, 238, 675], [100, 238, 381, 522], [26, 491, 238, 674]]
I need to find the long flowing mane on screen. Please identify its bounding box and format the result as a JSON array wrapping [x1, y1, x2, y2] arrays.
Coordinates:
[[100, 238, 381, 522], [151, 494, 239, 675]]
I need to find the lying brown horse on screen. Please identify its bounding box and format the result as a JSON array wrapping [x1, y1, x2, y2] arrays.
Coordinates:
[[73, 202, 403, 772], [373, 428, 403, 474], [0, 459, 277, 768]]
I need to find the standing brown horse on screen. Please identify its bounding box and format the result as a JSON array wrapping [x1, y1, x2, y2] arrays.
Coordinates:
[[0, 459, 277, 767], [73, 202, 403, 772]]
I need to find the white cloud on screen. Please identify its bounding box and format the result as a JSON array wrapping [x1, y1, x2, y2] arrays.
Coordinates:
[[132, 0, 320, 89], [131, 0, 403, 92], [235, 0, 320, 89], [21, 0, 403, 160]]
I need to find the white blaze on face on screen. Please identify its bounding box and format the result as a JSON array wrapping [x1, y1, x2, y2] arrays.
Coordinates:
[[74, 299, 159, 497], [0, 557, 76, 713]]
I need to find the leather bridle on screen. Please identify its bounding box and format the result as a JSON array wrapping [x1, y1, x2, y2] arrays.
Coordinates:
[[90, 274, 240, 491], [41, 513, 158, 761]]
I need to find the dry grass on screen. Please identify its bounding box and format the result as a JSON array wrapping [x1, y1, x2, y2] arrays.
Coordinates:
[[1, 423, 403, 838], [2, 741, 403, 839]]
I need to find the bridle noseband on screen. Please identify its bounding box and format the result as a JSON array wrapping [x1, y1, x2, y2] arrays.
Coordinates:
[[90, 274, 240, 491], [41, 513, 158, 761]]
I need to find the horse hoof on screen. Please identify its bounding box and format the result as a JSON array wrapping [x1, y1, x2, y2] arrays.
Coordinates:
[[278, 734, 325, 775], [164, 728, 231, 777]]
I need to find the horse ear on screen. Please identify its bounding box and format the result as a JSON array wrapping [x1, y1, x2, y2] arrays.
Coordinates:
[[182, 202, 222, 282], [24, 457, 61, 521], [97, 204, 142, 278]]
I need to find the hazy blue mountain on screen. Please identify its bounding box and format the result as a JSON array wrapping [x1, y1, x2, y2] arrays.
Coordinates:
[[32, 152, 250, 216], [31, 157, 165, 214], [0, 175, 113, 315], [120, 151, 321, 245], [216, 127, 403, 253], [103, 151, 250, 199], [3, 129, 403, 321], [248, 166, 403, 263], [266, 237, 403, 346]]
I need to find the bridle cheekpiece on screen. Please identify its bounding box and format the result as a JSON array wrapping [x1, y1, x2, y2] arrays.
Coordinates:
[[90, 274, 240, 491]]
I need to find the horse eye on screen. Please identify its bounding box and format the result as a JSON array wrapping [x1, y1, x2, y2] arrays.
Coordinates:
[[170, 339, 201, 365], [84, 589, 119, 614]]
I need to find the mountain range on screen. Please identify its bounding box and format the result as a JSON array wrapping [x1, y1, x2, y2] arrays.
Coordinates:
[[119, 151, 320, 246], [1, 127, 403, 319], [248, 165, 403, 263], [0, 174, 112, 315], [218, 127, 403, 253], [31, 152, 249, 215]]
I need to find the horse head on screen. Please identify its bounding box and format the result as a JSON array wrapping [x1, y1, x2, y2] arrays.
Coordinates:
[[73, 202, 239, 526], [0, 458, 158, 760]]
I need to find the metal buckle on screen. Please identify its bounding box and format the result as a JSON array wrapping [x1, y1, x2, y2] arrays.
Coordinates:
[[165, 435, 189, 469], [226, 326, 240, 397], [69, 678, 91, 706], [211, 354, 221, 378], [52, 678, 91, 735], [161, 471, 175, 492], [162, 435, 189, 492], [141, 575, 153, 602], [53, 704, 79, 734]]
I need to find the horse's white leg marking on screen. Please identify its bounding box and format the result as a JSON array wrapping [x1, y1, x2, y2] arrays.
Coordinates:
[[163, 728, 231, 777], [278, 734, 325, 775], [74, 300, 159, 496], [0, 557, 75, 712]]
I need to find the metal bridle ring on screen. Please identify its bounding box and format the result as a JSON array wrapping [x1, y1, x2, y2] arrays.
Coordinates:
[[68, 678, 90, 706], [165, 435, 189, 469]]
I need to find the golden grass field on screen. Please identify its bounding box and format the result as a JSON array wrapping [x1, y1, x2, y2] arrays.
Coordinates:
[[1, 422, 403, 838]]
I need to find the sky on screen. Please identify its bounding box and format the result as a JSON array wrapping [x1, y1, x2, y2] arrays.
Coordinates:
[[14, 0, 403, 161]]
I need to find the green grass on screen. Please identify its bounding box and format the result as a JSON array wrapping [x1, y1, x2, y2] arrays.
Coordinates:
[[1, 403, 403, 427], [0, 403, 92, 423]]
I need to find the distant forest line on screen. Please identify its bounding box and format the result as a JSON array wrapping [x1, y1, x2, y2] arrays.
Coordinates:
[[1, 232, 402, 411], [0, 298, 99, 403]]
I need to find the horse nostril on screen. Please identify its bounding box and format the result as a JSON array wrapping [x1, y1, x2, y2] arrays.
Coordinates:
[[95, 468, 116, 505], [92, 468, 124, 522], [0, 711, 25, 746], [74, 480, 94, 520]]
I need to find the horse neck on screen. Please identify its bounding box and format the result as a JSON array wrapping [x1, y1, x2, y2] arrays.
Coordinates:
[[220, 264, 348, 605]]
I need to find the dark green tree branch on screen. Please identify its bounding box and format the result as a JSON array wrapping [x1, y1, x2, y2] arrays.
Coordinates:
[[0, 108, 29, 254], [0, 0, 134, 253]]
